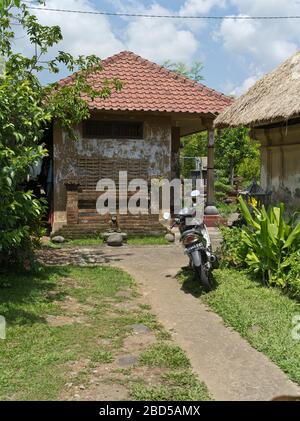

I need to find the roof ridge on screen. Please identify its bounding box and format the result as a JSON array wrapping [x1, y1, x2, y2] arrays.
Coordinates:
[[106, 51, 230, 102], [57, 50, 230, 101], [56, 50, 232, 115]]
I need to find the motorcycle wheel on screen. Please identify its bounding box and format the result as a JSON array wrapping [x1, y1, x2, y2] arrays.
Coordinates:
[[195, 266, 213, 292]]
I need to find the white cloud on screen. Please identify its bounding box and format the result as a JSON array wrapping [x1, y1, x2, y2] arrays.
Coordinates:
[[229, 74, 261, 97], [124, 4, 199, 63], [219, 1, 300, 70], [230, 0, 300, 18], [14, 0, 199, 73], [179, 0, 227, 15], [22, 0, 124, 58], [178, 0, 227, 31]]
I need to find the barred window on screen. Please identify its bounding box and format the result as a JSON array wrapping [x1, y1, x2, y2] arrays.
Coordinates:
[[83, 120, 143, 139]]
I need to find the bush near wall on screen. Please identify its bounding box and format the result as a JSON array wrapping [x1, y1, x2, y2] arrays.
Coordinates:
[[220, 198, 300, 297]]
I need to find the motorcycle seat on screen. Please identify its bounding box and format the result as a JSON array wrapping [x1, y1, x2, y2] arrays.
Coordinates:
[[178, 207, 197, 217]]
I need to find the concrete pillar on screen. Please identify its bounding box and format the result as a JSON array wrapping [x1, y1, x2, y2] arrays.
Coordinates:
[[65, 182, 79, 225], [206, 128, 215, 206], [204, 128, 219, 217]]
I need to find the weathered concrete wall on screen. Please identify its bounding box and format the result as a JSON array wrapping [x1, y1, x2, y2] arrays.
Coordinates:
[[252, 123, 300, 209], [53, 113, 172, 230]]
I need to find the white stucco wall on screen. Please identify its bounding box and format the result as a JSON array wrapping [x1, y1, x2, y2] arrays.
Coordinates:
[[253, 123, 300, 209]]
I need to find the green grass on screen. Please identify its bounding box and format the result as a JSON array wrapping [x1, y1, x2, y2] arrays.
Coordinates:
[[139, 342, 190, 369], [131, 346, 210, 400], [178, 267, 300, 385], [127, 236, 169, 245], [0, 266, 133, 400], [42, 238, 103, 248], [130, 380, 210, 401], [65, 238, 104, 247], [42, 235, 169, 248], [0, 265, 209, 401], [91, 349, 114, 363]]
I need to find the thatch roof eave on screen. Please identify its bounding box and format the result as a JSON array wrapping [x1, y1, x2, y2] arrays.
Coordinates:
[[214, 51, 300, 129]]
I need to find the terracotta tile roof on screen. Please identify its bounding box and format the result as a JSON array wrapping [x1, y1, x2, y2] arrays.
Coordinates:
[[58, 51, 232, 115]]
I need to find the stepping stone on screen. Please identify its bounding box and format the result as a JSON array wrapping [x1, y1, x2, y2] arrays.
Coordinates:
[[165, 233, 175, 243], [107, 233, 123, 246], [117, 355, 138, 367], [51, 236, 65, 243], [130, 323, 151, 334]]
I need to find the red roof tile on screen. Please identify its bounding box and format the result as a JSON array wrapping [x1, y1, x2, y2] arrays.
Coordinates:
[[58, 51, 232, 115]]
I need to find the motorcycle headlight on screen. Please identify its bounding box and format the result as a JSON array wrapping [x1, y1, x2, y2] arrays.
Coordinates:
[[182, 234, 201, 246]]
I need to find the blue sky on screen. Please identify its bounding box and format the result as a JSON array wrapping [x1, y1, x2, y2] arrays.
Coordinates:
[[17, 0, 300, 95]]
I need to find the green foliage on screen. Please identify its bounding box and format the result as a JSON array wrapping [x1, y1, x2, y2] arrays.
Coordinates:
[[164, 60, 204, 82], [222, 197, 300, 290], [275, 250, 300, 299], [0, 1, 121, 265], [237, 156, 260, 186], [91, 349, 114, 363], [130, 370, 211, 401], [139, 342, 190, 369], [215, 176, 232, 202], [217, 202, 238, 218], [219, 226, 247, 267], [215, 127, 260, 185], [180, 132, 207, 178]]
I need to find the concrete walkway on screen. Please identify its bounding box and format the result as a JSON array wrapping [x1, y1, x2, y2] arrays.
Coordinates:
[[104, 243, 300, 401], [39, 239, 300, 400]]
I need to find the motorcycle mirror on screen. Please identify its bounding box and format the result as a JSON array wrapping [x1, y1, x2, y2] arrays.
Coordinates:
[[163, 212, 171, 220], [191, 190, 200, 198]]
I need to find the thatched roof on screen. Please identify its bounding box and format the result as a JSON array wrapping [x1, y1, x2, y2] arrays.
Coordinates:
[[214, 50, 300, 128]]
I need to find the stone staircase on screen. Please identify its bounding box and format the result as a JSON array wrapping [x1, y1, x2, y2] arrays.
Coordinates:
[[54, 213, 167, 239]]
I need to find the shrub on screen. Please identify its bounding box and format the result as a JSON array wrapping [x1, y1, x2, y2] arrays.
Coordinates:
[[215, 176, 232, 202], [219, 226, 246, 267], [221, 198, 300, 292], [0, 1, 120, 268], [281, 251, 300, 298], [237, 157, 260, 186], [238, 197, 300, 283]]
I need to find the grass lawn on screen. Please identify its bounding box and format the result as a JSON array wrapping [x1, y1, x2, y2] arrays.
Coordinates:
[[42, 235, 169, 249], [178, 268, 300, 385], [0, 266, 209, 401]]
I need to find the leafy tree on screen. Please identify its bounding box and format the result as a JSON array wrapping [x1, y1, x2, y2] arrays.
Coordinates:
[[164, 60, 204, 82], [163, 60, 205, 177], [215, 127, 260, 186], [237, 155, 260, 185], [180, 132, 207, 178], [0, 0, 121, 267]]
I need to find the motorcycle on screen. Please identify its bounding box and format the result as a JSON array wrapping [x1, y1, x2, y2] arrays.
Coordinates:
[[164, 190, 217, 292]]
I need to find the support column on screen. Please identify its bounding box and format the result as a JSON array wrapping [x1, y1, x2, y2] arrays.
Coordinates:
[[65, 178, 80, 225], [206, 128, 216, 207], [204, 128, 223, 227], [171, 127, 181, 179]]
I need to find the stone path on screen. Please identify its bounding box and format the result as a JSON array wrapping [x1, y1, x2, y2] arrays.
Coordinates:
[[38, 238, 300, 401]]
